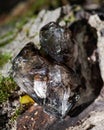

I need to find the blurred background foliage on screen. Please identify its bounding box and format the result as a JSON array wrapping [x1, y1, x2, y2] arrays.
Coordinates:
[[0, 0, 103, 25]]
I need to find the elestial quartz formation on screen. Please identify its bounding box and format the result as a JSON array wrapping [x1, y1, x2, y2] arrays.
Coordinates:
[[12, 41, 81, 118], [40, 22, 78, 69]]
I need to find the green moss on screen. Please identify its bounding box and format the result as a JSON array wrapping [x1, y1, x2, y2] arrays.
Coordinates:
[[0, 33, 17, 47], [0, 53, 11, 68], [11, 104, 31, 121], [0, 75, 17, 104], [11, 107, 22, 121], [64, 14, 75, 24], [0, 18, 29, 47]]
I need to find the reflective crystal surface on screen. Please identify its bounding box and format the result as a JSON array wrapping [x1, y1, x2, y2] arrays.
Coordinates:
[[12, 42, 80, 118], [40, 22, 77, 68]]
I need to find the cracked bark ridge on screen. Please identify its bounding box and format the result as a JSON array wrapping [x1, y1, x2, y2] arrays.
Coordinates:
[[17, 105, 56, 130]]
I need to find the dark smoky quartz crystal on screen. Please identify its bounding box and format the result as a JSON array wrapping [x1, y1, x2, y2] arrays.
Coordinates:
[[11, 20, 103, 119], [12, 42, 80, 118], [40, 22, 78, 69]]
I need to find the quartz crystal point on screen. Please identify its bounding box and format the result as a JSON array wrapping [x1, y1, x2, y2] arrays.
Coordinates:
[[12, 42, 80, 118], [40, 22, 78, 69]]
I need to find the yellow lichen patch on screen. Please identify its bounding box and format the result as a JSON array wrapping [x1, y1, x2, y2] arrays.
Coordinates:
[[0, 75, 17, 103], [20, 95, 35, 105]]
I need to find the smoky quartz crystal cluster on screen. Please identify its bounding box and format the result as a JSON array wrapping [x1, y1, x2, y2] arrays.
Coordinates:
[[12, 21, 101, 118]]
